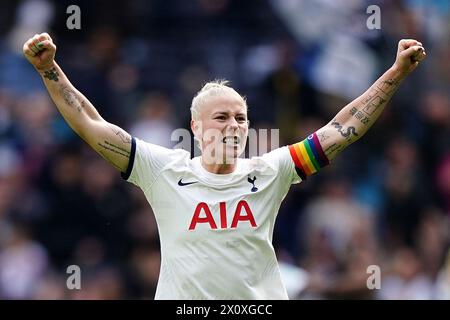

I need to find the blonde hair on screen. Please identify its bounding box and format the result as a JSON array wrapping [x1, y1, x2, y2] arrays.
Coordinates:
[[190, 79, 247, 121]]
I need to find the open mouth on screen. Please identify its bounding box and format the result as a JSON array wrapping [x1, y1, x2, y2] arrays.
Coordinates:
[[222, 136, 240, 145]]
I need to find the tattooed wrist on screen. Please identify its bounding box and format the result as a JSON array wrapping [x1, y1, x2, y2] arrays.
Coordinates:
[[40, 66, 59, 82]]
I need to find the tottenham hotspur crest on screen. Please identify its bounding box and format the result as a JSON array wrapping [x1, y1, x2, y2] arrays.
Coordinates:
[[247, 175, 258, 192]]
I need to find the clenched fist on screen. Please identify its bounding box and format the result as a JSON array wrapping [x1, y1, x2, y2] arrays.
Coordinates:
[[393, 39, 426, 75], [23, 33, 56, 71]]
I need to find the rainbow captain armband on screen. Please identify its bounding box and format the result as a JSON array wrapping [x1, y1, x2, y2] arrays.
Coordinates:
[[288, 132, 330, 180]]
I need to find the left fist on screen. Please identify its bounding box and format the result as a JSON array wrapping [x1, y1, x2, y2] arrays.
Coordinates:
[[393, 39, 426, 75]]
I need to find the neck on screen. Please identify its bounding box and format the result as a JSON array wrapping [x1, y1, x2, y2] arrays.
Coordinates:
[[200, 157, 237, 174]]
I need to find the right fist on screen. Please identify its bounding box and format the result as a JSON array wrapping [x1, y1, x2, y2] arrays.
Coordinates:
[[23, 33, 56, 71]]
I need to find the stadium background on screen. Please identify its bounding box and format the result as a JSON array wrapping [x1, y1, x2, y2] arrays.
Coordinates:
[[0, 0, 449, 299]]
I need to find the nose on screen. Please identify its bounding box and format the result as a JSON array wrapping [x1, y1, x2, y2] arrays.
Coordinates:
[[227, 117, 239, 130]]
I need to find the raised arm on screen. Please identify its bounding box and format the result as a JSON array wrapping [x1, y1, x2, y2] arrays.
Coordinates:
[[316, 39, 426, 161], [23, 33, 132, 173]]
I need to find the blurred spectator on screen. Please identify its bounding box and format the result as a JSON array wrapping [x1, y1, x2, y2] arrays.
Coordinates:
[[378, 247, 434, 300], [435, 249, 450, 299], [0, 223, 49, 299], [32, 271, 67, 299], [127, 245, 161, 299], [436, 154, 450, 215], [297, 177, 378, 299], [129, 92, 177, 147], [381, 136, 430, 247], [415, 207, 449, 281], [70, 266, 125, 300]]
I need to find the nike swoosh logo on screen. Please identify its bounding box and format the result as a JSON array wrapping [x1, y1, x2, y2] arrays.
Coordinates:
[[178, 179, 198, 186]]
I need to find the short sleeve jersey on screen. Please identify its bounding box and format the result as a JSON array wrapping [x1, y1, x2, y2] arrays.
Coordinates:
[[122, 137, 302, 299]]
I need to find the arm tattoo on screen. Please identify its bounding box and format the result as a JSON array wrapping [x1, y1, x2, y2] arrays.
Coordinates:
[[42, 67, 59, 82], [60, 85, 84, 113], [348, 78, 400, 125], [362, 78, 399, 116], [331, 119, 358, 140], [318, 132, 330, 142], [349, 107, 370, 125], [379, 79, 400, 95], [109, 124, 131, 144], [326, 76, 401, 157], [98, 140, 130, 158], [324, 143, 344, 156], [363, 96, 386, 116]]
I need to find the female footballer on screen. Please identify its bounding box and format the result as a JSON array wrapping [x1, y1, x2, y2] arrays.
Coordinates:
[[23, 33, 425, 299]]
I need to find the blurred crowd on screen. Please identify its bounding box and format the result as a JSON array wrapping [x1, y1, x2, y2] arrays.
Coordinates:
[[0, 0, 449, 299]]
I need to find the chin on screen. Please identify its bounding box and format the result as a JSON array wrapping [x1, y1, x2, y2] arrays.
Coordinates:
[[225, 147, 245, 163], [219, 147, 236, 164]]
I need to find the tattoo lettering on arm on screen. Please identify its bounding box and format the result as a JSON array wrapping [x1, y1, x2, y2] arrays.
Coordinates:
[[42, 68, 59, 82], [324, 143, 345, 159], [349, 108, 371, 125], [60, 85, 84, 113], [97, 140, 130, 158], [349, 107, 369, 123]]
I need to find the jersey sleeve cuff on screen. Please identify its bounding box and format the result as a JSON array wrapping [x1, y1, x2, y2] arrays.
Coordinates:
[[121, 136, 137, 180]]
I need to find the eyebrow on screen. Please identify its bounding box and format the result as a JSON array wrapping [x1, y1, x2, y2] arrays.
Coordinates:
[[212, 111, 247, 117]]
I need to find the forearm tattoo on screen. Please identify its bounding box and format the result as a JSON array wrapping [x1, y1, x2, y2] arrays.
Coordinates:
[[60, 85, 84, 113], [331, 119, 359, 141], [42, 67, 59, 82], [318, 131, 330, 143], [350, 78, 401, 125]]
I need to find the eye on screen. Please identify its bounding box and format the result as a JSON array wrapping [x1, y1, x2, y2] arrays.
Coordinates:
[[237, 117, 247, 123], [215, 116, 226, 121]]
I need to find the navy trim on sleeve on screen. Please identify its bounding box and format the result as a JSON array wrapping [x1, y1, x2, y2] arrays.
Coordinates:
[[121, 137, 136, 180]]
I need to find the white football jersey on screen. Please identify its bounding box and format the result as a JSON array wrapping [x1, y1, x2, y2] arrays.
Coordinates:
[[122, 137, 302, 299]]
